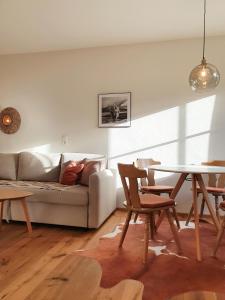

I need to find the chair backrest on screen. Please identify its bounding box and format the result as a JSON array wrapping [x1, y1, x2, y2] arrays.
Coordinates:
[[136, 158, 161, 186], [202, 160, 225, 188], [118, 163, 147, 208]]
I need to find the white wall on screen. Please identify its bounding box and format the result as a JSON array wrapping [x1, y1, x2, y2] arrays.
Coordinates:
[[0, 36, 225, 211]]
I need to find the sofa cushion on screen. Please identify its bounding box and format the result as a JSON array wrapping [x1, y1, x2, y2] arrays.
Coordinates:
[[18, 152, 61, 182], [0, 180, 88, 206], [0, 153, 18, 180]]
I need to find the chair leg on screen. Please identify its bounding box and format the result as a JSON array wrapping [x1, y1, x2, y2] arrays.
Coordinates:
[[172, 207, 180, 229], [214, 195, 220, 221], [165, 209, 182, 255], [134, 213, 139, 223], [0, 201, 4, 230], [167, 191, 180, 229], [119, 211, 132, 248], [149, 212, 155, 240], [155, 210, 165, 230], [213, 217, 225, 256], [186, 204, 194, 226], [200, 196, 205, 218], [144, 214, 150, 264]]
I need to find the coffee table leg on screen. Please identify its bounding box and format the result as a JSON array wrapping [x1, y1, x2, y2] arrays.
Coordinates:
[[192, 174, 202, 261], [196, 174, 220, 231], [20, 198, 32, 234]]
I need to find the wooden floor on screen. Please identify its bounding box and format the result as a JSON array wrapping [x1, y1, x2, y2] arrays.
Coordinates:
[[0, 210, 126, 300]]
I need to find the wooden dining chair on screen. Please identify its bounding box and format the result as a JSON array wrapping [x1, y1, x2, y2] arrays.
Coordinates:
[[118, 163, 182, 264], [186, 160, 225, 226], [213, 201, 225, 256], [134, 158, 180, 229]]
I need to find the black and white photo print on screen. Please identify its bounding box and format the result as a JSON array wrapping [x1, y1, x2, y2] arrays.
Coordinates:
[[98, 92, 131, 128]]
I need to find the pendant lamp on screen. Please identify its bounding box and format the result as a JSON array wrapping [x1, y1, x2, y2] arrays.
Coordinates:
[[189, 0, 220, 92]]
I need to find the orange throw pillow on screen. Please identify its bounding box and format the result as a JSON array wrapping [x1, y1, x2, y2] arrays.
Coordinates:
[[60, 161, 85, 185]]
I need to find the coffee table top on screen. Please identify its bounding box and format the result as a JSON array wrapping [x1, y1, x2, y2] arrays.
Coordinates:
[[0, 189, 33, 201], [150, 164, 225, 174]]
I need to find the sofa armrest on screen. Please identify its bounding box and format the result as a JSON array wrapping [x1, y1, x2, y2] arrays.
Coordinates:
[[88, 169, 117, 228]]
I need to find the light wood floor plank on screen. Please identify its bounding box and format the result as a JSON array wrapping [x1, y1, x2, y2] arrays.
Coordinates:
[[0, 210, 127, 300]]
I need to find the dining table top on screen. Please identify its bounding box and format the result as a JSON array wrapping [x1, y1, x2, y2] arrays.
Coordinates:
[[149, 164, 225, 174]]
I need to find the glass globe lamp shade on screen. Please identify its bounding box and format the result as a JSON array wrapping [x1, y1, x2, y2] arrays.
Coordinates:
[[189, 59, 220, 92]]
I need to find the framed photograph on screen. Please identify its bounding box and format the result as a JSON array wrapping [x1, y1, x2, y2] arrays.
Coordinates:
[[98, 92, 131, 128]]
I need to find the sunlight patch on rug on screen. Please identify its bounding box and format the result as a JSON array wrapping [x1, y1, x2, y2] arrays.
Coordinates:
[[149, 245, 167, 256], [101, 218, 144, 239], [120, 219, 144, 225], [148, 242, 189, 260], [129, 219, 144, 225], [102, 225, 122, 238]]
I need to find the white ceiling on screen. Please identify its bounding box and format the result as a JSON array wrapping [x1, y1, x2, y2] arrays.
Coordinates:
[[0, 0, 224, 55]]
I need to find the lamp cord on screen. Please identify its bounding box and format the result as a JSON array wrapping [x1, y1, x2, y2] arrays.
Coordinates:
[[202, 0, 206, 60]]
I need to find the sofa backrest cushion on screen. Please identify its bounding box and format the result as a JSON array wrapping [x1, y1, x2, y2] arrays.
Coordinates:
[[0, 153, 18, 180], [18, 152, 61, 182], [61, 153, 106, 165], [60, 153, 106, 182]]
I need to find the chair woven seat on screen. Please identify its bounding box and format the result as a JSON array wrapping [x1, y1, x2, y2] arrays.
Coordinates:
[[196, 186, 225, 194], [140, 194, 174, 208], [141, 185, 173, 193]]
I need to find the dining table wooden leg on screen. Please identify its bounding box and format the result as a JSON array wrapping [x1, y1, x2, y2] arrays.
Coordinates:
[[186, 204, 194, 226], [196, 174, 220, 231], [170, 173, 189, 199], [156, 173, 188, 230], [200, 195, 205, 218], [214, 195, 220, 221], [192, 174, 202, 261]]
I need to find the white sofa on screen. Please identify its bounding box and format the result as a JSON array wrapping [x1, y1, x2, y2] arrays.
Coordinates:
[[0, 152, 117, 228]]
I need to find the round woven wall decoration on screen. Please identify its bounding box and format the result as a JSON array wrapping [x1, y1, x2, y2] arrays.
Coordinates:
[[0, 107, 21, 134]]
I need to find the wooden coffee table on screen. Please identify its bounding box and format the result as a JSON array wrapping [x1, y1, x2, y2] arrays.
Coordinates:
[[0, 189, 33, 233]]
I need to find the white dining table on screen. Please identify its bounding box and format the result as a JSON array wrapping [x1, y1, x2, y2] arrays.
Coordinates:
[[149, 164, 225, 261]]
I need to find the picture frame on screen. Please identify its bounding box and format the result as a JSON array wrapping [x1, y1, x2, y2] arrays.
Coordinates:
[[98, 92, 131, 128]]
